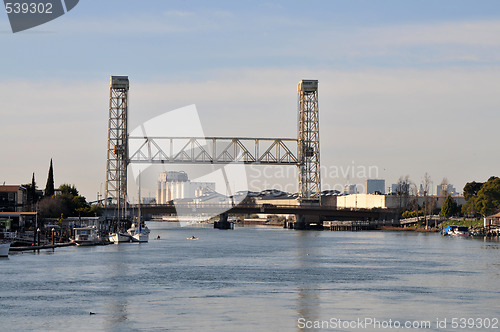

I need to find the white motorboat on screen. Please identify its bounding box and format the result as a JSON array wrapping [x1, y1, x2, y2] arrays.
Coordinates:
[[0, 242, 11, 257], [72, 227, 99, 246], [108, 232, 131, 243]]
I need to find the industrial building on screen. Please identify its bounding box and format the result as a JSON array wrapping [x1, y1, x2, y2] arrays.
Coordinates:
[[156, 171, 216, 204], [365, 179, 385, 194], [334, 193, 465, 210]]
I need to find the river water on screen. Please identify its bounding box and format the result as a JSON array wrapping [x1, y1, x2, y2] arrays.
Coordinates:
[[1, 223, 499, 331]]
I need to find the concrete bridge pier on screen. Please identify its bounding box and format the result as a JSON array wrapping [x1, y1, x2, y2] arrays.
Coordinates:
[[214, 213, 234, 230], [288, 214, 323, 230]]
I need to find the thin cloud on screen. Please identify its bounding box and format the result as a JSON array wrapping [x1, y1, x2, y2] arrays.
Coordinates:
[[53, 9, 234, 35], [163, 10, 195, 17], [363, 20, 500, 47]]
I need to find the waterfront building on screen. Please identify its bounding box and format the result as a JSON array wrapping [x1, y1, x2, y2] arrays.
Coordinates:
[[0, 185, 27, 212], [365, 179, 385, 194], [0, 211, 36, 232], [485, 212, 500, 229], [193, 192, 230, 204], [156, 171, 216, 204], [335, 194, 465, 210]]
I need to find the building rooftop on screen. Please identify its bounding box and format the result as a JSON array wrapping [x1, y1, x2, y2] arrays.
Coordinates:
[[0, 212, 37, 216], [0, 185, 26, 192]]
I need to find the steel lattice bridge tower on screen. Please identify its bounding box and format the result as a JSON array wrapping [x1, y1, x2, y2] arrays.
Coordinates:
[[298, 80, 321, 204], [105, 76, 129, 222], [105, 76, 321, 226]]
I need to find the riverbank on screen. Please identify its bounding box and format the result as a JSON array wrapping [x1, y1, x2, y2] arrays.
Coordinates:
[[380, 226, 439, 232], [440, 219, 483, 229]]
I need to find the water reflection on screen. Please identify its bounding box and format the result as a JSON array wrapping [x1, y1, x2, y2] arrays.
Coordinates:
[[105, 253, 130, 331], [296, 231, 321, 331]]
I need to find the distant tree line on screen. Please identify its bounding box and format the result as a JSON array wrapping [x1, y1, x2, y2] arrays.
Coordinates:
[[396, 174, 442, 222], [23, 159, 102, 218], [371, 173, 500, 220], [462, 176, 500, 217], [38, 184, 102, 218]]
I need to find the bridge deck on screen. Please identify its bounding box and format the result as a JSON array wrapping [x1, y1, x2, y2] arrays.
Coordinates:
[[108, 203, 398, 221]]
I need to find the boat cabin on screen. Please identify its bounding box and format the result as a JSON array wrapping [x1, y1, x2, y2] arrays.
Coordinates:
[[74, 227, 98, 243]]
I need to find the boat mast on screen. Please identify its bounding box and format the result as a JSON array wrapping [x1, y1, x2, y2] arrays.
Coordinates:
[[138, 173, 142, 231]]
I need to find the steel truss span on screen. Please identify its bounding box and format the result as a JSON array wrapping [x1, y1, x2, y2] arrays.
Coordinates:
[[128, 137, 299, 165]]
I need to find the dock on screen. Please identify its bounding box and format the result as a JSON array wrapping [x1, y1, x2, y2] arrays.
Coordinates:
[[10, 242, 76, 252], [324, 219, 400, 231]]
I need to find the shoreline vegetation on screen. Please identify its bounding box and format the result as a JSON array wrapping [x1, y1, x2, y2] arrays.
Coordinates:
[[380, 226, 438, 232]]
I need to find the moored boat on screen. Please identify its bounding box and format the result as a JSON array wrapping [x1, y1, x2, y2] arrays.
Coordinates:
[[0, 242, 11, 257], [72, 227, 99, 246], [127, 223, 150, 243], [452, 226, 471, 236], [441, 225, 470, 236], [128, 173, 150, 243], [108, 232, 131, 243], [131, 232, 149, 243], [127, 174, 150, 243]]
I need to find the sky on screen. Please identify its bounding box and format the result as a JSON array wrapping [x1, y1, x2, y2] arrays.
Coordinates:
[[1, 0, 500, 200]]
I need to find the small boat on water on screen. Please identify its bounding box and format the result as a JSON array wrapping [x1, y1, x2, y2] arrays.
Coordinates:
[[441, 225, 470, 236], [127, 174, 150, 243], [127, 223, 150, 243], [0, 242, 10, 257], [187, 236, 198, 240], [72, 227, 100, 246], [108, 232, 131, 243]]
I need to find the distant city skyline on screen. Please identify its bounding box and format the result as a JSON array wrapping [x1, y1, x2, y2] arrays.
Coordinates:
[[1, 1, 500, 200]]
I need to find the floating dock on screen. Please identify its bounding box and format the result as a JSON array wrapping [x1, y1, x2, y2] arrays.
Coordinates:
[[9, 242, 76, 252]]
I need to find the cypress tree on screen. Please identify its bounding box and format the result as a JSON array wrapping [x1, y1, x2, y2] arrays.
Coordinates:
[[45, 159, 55, 197], [30, 172, 37, 204], [441, 194, 458, 218]]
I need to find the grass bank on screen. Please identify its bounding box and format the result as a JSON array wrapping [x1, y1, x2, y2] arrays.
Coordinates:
[[440, 219, 483, 229]]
